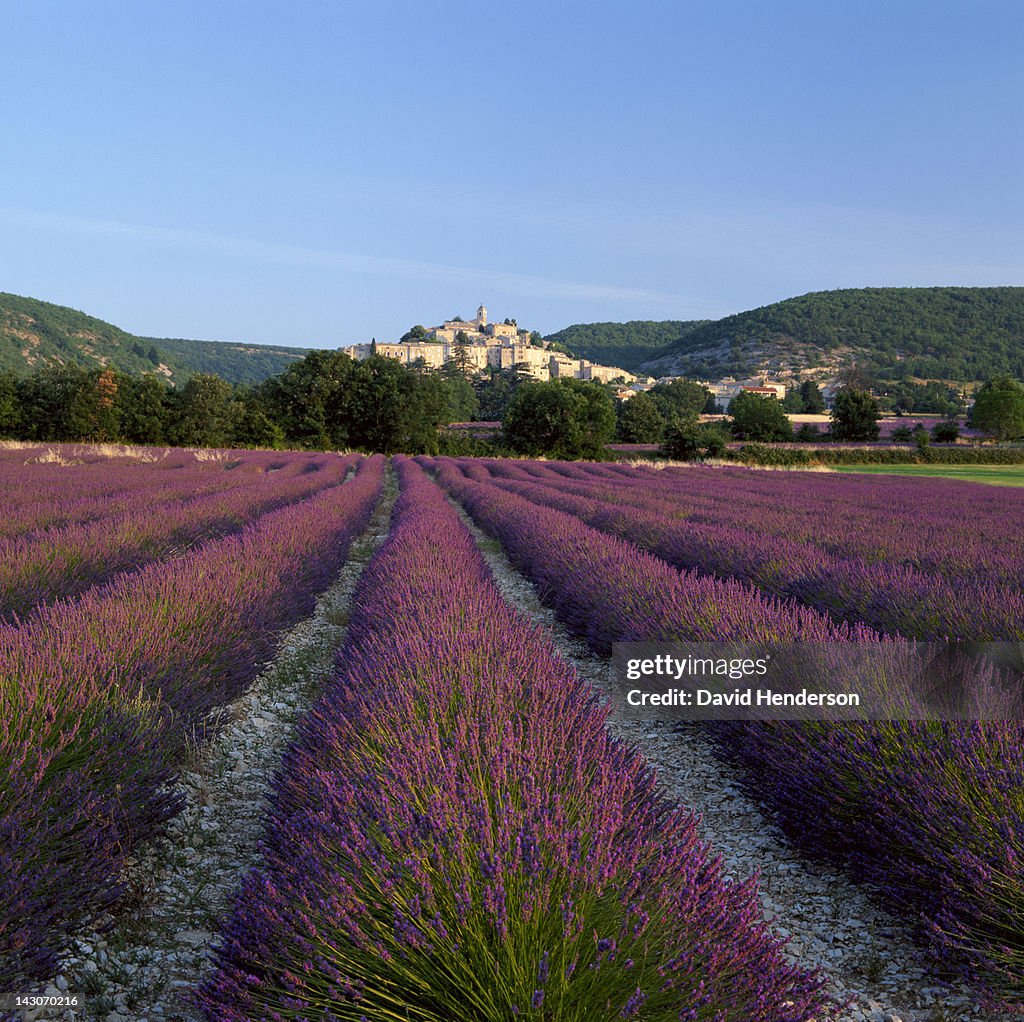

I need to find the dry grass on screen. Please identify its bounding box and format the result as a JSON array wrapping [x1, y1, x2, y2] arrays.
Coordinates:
[[623, 456, 834, 473], [187, 447, 230, 462], [10, 441, 171, 464], [23, 446, 84, 466], [16, 444, 169, 469]]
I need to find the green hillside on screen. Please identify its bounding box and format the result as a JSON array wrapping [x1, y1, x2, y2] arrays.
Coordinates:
[[641, 287, 1024, 382], [0, 293, 311, 385], [0, 292, 179, 379], [543, 320, 709, 373], [143, 336, 311, 386]]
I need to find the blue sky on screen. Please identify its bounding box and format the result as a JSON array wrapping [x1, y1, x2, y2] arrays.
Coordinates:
[[1, 0, 1021, 346]]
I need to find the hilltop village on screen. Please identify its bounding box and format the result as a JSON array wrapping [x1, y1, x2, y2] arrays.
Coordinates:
[[342, 305, 639, 385], [340, 305, 811, 411]]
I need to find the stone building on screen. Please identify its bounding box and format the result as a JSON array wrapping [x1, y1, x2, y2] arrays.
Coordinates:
[[340, 304, 636, 385]]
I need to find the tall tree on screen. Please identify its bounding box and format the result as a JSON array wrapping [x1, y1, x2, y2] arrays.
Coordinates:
[[799, 380, 826, 413], [259, 350, 358, 449], [450, 330, 474, 375], [14, 365, 120, 441], [616, 392, 665, 443], [171, 373, 239, 447], [117, 374, 171, 443], [503, 378, 616, 459], [970, 375, 1024, 440], [830, 387, 881, 441], [647, 378, 711, 421], [0, 371, 20, 436], [729, 391, 793, 441]]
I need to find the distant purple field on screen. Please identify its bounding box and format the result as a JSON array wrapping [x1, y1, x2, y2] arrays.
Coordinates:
[[608, 417, 985, 452]]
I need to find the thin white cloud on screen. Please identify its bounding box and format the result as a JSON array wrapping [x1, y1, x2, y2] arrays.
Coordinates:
[[0, 206, 716, 311]]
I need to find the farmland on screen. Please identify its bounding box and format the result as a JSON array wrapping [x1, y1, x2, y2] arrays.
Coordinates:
[[1, 444, 1021, 1022], [832, 463, 1024, 487]]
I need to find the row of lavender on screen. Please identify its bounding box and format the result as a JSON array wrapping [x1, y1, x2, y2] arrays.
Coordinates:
[[199, 456, 828, 1021], [577, 460, 1024, 587], [0, 449, 243, 541], [431, 458, 1024, 1008], [467, 459, 1024, 640], [0, 450, 357, 620], [0, 445, 304, 541], [0, 454, 385, 988]]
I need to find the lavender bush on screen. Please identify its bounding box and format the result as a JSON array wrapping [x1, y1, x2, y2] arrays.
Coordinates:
[[0, 451, 358, 619], [464, 459, 1024, 640]]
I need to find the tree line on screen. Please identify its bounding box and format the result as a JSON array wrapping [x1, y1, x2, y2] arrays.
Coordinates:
[[2, 355, 1021, 458], [0, 355, 585, 454], [0, 356, 460, 453]]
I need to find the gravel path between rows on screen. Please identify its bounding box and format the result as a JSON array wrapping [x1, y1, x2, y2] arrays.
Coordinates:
[[20, 472, 397, 1022], [452, 500, 1013, 1022]]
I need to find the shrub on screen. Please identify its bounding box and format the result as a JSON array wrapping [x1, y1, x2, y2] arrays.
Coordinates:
[[931, 419, 961, 443], [660, 419, 728, 461]]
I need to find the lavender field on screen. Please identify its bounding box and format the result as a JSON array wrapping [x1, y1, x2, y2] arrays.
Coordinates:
[[2, 444, 1022, 1021]]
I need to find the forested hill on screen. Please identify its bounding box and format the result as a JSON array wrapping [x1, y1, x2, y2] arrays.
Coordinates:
[[141, 337, 310, 386], [0, 292, 177, 379], [543, 319, 710, 372], [0, 293, 310, 385], [640, 287, 1024, 382]]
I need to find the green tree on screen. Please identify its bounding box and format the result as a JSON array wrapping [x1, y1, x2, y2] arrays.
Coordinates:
[[0, 370, 20, 436], [830, 388, 881, 441], [231, 405, 286, 449], [475, 365, 532, 420], [970, 375, 1024, 440], [728, 391, 793, 441], [648, 379, 710, 421], [616, 392, 664, 443], [450, 331, 474, 375], [931, 418, 960, 443], [781, 390, 804, 413], [117, 374, 172, 443], [171, 373, 240, 447], [503, 378, 616, 459], [259, 350, 358, 448], [340, 355, 449, 453], [661, 417, 728, 460], [13, 365, 120, 441], [799, 380, 826, 413], [257, 351, 451, 452], [441, 374, 479, 422], [399, 325, 428, 342]]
